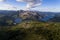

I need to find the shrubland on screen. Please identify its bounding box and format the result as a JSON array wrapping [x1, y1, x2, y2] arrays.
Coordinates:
[[0, 21, 60, 40]]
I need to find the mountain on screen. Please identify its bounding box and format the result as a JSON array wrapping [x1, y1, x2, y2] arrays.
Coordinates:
[[0, 10, 60, 25], [49, 13, 60, 22], [0, 10, 18, 16], [18, 10, 57, 22]]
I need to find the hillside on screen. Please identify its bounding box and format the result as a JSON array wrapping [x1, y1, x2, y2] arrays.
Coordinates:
[[0, 21, 60, 40], [0, 10, 60, 40]]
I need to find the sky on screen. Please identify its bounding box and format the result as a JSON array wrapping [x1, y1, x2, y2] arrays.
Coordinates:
[[0, 0, 60, 12]]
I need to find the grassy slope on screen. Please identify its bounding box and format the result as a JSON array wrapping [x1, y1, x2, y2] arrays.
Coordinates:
[[0, 21, 60, 40]]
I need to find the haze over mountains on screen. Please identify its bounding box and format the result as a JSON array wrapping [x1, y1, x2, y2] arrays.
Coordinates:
[[0, 10, 60, 25]]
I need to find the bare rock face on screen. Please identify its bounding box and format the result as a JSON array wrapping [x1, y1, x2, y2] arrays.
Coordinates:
[[19, 11, 42, 21], [18, 10, 56, 22]]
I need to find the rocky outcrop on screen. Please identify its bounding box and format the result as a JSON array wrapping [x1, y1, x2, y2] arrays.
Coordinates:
[[19, 11, 42, 21]]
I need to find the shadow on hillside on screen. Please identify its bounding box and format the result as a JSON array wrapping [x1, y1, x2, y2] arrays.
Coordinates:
[[0, 27, 59, 40], [0, 29, 26, 40]]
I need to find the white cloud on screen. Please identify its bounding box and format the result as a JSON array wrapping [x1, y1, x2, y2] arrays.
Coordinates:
[[16, 0, 42, 10], [0, 4, 17, 10], [31, 7, 60, 12], [39, 7, 60, 12], [0, 0, 4, 2], [16, 0, 23, 2]]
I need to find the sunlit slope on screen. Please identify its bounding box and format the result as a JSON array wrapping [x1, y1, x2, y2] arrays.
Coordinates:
[[9, 21, 60, 40], [0, 21, 60, 40], [10, 21, 60, 30]]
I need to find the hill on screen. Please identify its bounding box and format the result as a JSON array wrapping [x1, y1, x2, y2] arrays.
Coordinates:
[[0, 21, 60, 40]]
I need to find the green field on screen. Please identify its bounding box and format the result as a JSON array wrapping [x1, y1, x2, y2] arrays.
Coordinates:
[[0, 21, 60, 40]]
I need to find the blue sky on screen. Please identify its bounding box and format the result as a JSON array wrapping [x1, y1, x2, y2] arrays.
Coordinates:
[[0, 0, 60, 12]]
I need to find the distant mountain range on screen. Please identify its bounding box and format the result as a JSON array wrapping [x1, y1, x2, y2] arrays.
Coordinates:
[[18, 10, 60, 22], [0, 10, 60, 23]]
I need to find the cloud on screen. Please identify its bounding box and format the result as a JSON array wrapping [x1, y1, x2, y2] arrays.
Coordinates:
[[16, 0, 42, 10], [16, 0, 24, 2], [0, 0, 4, 2], [39, 7, 60, 12], [0, 4, 17, 10]]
